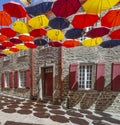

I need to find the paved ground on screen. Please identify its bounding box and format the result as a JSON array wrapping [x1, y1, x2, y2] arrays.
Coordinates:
[[0, 94, 120, 125]]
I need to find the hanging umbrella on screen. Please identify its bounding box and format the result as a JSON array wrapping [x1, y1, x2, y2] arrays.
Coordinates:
[[0, 45, 6, 50], [25, 0, 55, 16], [25, 41, 37, 48], [0, 34, 7, 42], [100, 40, 120, 48], [16, 43, 28, 50], [65, 28, 83, 39], [10, 37, 23, 44], [63, 39, 81, 48], [109, 29, 120, 39], [3, 1, 27, 18], [86, 26, 110, 38], [0, 53, 7, 57], [52, 0, 81, 18], [34, 38, 48, 46], [72, 14, 99, 28], [49, 17, 70, 30], [9, 46, 19, 52], [29, 28, 47, 37], [0, 10, 12, 26], [82, 37, 102, 46], [101, 9, 120, 28], [2, 49, 14, 54], [47, 29, 64, 40], [2, 41, 14, 47], [28, 15, 49, 28], [12, 20, 31, 33], [48, 41, 62, 47], [82, 0, 119, 14], [0, 28, 16, 37], [19, 33, 34, 42]]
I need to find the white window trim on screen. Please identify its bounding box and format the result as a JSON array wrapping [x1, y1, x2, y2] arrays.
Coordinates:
[[4, 72, 9, 88]]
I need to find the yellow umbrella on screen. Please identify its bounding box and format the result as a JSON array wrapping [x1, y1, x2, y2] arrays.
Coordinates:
[[16, 43, 28, 50], [2, 49, 14, 54], [47, 29, 64, 41], [82, 37, 102, 46], [12, 20, 31, 33], [28, 15, 49, 28], [82, 0, 119, 14]]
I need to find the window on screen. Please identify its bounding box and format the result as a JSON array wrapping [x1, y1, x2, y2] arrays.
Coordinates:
[[17, 17, 27, 23], [4, 72, 9, 88], [3, 56, 10, 61], [78, 64, 93, 90], [19, 70, 26, 88], [17, 50, 27, 57]]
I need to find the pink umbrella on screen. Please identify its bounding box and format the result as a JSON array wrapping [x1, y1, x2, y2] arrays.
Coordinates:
[[10, 37, 23, 44], [48, 41, 62, 47], [86, 26, 110, 38]]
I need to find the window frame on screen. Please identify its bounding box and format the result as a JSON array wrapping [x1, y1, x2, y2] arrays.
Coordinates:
[[17, 50, 27, 57], [3, 55, 10, 61], [4, 71, 10, 88]]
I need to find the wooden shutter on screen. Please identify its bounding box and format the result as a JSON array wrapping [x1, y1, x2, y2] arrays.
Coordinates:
[[1, 73, 4, 88], [9, 72, 13, 88], [14, 71, 18, 88], [111, 63, 120, 91], [26, 69, 30, 88], [69, 64, 78, 90], [95, 63, 105, 91]]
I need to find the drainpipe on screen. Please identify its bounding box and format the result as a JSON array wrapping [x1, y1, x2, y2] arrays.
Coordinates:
[[60, 46, 62, 102]]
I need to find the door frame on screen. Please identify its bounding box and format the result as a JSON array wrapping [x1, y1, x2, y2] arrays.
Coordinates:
[[39, 63, 55, 101]]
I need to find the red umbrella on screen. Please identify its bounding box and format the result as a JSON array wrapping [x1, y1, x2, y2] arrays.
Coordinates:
[[72, 14, 99, 28], [25, 41, 37, 49], [0, 34, 7, 42], [86, 26, 110, 38], [101, 9, 120, 28], [9, 46, 19, 52], [109, 29, 120, 39], [0, 28, 17, 37], [3, 1, 27, 18], [2, 41, 14, 47], [62, 39, 80, 48], [10, 37, 23, 44], [29, 28, 47, 38], [52, 0, 82, 18], [48, 41, 62, 47]]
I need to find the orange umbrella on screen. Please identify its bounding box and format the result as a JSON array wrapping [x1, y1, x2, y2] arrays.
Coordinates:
[[9, 46, 19, 52], [0, 34, 7, 42], [0, 10, 12, 26], [62, 39, 81, 48], [25, 41, 37, 49], [19, 33, 34, 41]]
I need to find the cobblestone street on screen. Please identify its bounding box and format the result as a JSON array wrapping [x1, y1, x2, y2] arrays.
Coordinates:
[[0, 94, 120, 125]]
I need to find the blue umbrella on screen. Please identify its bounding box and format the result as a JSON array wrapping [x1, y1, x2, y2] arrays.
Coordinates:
[[34, 38, 48, 46], [65, 28, 83, 39], [100, 40, 120, 48], [49, 17, 70, 30], [25, 0, 54, 16]]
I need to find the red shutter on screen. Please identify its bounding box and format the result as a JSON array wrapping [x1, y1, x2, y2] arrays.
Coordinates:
[[9, 72, 13, 88], [14, 71, 18, 88], [69, 64, 78, 90], [26, 69, 31, 89], [95, 63, 105, 91], [111, 63, 120, 91], [1, 73, 4, 88]]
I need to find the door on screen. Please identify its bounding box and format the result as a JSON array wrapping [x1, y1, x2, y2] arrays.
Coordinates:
[[44, 67, 53, 96]]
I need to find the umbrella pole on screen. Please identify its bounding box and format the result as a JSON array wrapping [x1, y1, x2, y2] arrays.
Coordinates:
[[60, 46, 62, 102]]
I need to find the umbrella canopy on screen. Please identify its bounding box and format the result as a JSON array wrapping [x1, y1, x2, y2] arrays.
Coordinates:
[[2, 41, 14, 47], [63, 39, 81, 48], [86, 26, 110, 38], [82, 37, 102, 46], [49, 17, 70, 30], [0, 34, 7, 42], [10, 37, 23, 44], [25, 0, 54, 16], [65, 28, 83, 39], [0, 45, 6, 50], [52, 0, 81, 17], [101, 9, 120, 28], [3, 1, 27, 18], [29, 28, 47, 37], [19, 33, 34, 41], [48, 41, 62, 47], [47, 29, 64, 40], [0, 28, 16, 38], [0, 53, 7, 57], [72, 14, 99, 28], [100, 40, 120, 48], [2, 49, 14, 54], [0, 10, 12, 26], [16, 43, 28, 50], [34, 38, 48, 46], [9, 46, 19, 52], [82, 0, 119, 14], [25, 41, 37, 48], [28, 15, 49, 28], [109, 29, 120, 39], [12, 20, 31, 33]]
